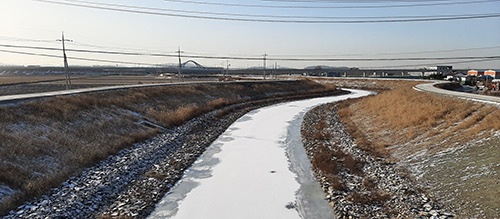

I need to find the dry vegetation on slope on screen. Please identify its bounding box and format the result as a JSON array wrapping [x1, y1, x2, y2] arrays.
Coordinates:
[[337, 81, 500, 158], [320, 78, 500, 218], [0, 80, 338, 215]]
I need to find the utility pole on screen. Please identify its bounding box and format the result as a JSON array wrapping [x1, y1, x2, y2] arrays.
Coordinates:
[[273, 62, 277, 80], [225, 60, 230, 80], [57, 32, 72, 89], [176, 47, 184, 81], [263, 53, 267, 80], [220, 61, 225, 75]]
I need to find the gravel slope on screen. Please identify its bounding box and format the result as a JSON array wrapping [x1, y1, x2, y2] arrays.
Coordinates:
[[301, 103, 455, 219]]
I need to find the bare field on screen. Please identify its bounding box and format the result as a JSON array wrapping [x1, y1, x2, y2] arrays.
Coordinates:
[[319, 78, 500, 218], [0, 75, 180, 86], [0, 75, 163, 85], [0, 75, 66, 85], [0, 75, 216, 96], [42, 75, 194, 85]]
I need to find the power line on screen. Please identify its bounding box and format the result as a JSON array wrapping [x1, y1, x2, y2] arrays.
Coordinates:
[[364, 58, 500, 69], [5, 35, 498, 58], [262, 0, 491, 4], [35, 0, 500, 23], [0, 43, 263, 61], [0, 44, 179, 58], [70, 41, 175, 55], [46, 0, 500, 20], [273, 46, 500, 57], [1, 43, 498, 62], [0, 35, 58, 44], [262, 0, 460, 3], [0, 34, 170, 55], [163, 0, 500, 9], [266, 56, 500, 62], [0, 43, 265, 60], [0, 49, 164, 66], [1, 47, 499, 70]]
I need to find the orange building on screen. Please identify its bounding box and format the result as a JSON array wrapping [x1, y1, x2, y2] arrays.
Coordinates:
[[484, 70, 498, 79], [467, 70, 478, 76]]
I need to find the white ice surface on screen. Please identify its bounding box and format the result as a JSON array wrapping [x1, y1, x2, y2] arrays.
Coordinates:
[[148, 89, 372, 219]]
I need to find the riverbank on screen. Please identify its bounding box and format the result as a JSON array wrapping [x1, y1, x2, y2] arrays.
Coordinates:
[[1, 80, 347, 217], [302, 103, 453, 218], [311, 78, 499, 218]]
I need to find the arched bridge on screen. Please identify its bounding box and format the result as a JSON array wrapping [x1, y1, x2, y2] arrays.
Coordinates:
[[181, 60, 206, 69]]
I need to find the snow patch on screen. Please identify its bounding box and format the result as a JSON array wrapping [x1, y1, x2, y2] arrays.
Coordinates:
[[0, 184, 17, 203]]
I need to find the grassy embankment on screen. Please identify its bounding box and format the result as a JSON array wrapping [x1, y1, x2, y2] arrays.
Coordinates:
[[318, 79, 500, 218], [0, 80, 338, 215], [336, 80, 500, 157]]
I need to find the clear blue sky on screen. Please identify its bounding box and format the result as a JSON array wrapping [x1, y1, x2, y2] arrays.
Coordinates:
[[1, 0, 499, 69]]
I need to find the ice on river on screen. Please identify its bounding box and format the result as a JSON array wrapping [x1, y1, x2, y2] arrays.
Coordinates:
[[148, 89, 372, 219]]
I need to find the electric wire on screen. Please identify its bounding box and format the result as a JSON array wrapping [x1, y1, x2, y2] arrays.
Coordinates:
[[1, 47, 498, 69], [0, 36, 58, 44], [1, 44, 498, 62], [2, 46, 498, 69], [163, 0, 500, 9], [0, 44, 264, 60], [0, 49, 164, 66], [4, 35, 499, 58], [35, 0, 500, 23], [53, 0, 500, 20], [0, 35, 175, 56], [70, 41, 178, 56], [273, 46, 500, 57], [262, 0, 460, 3], [364, 58, 500, 68]]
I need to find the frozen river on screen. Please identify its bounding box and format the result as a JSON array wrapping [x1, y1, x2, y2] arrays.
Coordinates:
[[148, 89, 372, 219]]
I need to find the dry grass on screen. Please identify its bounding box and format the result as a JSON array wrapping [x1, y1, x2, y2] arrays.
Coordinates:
[[148, 98, 233, 127], [312, 146, 341, 175], [312, 77, 419, 91], [311, 120, 333, 140], [338, 82, 500, 157], [328, 79, 500, 217], [308, 114, 365, 177], [304, 103, 393, 209], [0, 80, 338, 215], [304, 78, 500, 217], [347, 191, 391, 205]]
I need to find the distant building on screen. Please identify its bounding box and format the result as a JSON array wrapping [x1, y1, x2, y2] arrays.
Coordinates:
[[468, 70, 479, 76], [467, 70, 499, 79], [437, 66, 453, 75], [484, 70, 499, 79]]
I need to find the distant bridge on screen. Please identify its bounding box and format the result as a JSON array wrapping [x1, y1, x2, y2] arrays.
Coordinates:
[[181, 60, 205, 68]]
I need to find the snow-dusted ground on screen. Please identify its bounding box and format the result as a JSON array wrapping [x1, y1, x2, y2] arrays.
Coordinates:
[[0, 184, 16, 203], [148, 89, 372, 219]]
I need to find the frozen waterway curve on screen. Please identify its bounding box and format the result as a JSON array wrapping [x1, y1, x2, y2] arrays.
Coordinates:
[[148, 89, 373, 219]]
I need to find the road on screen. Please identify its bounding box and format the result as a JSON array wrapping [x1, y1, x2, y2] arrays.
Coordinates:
[[0, 83, 176, 103], [415, 82, 500, 105], [0, 80, 223, 103]]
